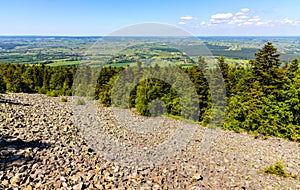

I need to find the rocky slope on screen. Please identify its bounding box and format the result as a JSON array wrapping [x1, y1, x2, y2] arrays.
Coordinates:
[[0, 93, 299, 189]]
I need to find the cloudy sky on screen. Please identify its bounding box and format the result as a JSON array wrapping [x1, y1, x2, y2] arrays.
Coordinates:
[[0, 0, 299, 36]]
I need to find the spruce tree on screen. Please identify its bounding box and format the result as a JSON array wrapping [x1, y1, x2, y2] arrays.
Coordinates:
[[197, 56, 207, 72], [249, 42, 284, 95], [288, 58, 299, 78]]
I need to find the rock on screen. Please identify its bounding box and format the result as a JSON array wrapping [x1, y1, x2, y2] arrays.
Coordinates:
[[54, 180, 62, 188], [113, 166, 119, 173], [162, 168, 168, 174], [95, 184, 104, 189], [140, 186, 151, 190], [24, 185, 33, 190], [1, 93, 299, 189], [151, 174, 162, 185], [132, 172, 139, 180], [74, 146, 82, 153], [153, 184, 161, 190], [191, 173, 203, 182], [35, 182, 42, 188], [73, 182, 84, 190], [11, 174, 21, 184], [104, 183, 112, 189], [103, 171, 113, 182], [1, 179, 9, 188]]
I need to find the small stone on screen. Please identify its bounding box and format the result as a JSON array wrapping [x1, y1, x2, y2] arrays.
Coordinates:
[[152, 175, 162, 185], [74, 146, 81, 153], [162, 168, 168, 174], [95, 168, 101, 174], [104, 183, 112, 189], [132, 172, 139, 180], [153, 184, 161, 190], [103, 171, 113, 182], [191, 173, 203, 182], [35, 182, 42, 188], [113, 166, 119, 173], [11, 174, 21, 184], [1, 179, 9, 187], [60, 176, 67, 181], [54, 180, 62, 188], [95, 184, 104, 189], [63, 126, 68, 132], [224, 158, 229, 163], [140, 186, 151, 190], [62, 182, 68, 187], [24, 185, 33, 190], [73, 182, 84, 190]]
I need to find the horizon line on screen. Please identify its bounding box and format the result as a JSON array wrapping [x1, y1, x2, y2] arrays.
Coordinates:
[[0, 35, 300, 38]]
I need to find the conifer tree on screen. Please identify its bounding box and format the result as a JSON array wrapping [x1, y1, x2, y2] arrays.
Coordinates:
[[249, 42, 284, 95], [288, 58, 299, 78]]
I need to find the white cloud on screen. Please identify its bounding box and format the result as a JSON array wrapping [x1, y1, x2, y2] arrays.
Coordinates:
[[256, 21, 268, 26], [282, 18, 293, 24], [228, 19, 244, 24], [243, 21, 253, 25], [237, 15, 248, 19], [248, 16, 261, 22], [192, 7, 300, 34], [294, 21, 300, 26], [209, 8, 262, 26], [178, 21, 186, 25], [281, 18, 300, 26], [240, 8, 250, 13], [211, 13, 233, 19], [180, 16, 195, 20], [210, 13, 233, 24], [235, 12, 244, 16]]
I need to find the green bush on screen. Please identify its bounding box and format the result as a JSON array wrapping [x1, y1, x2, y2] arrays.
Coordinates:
[[264, 161, 288, 178], [61, 97, 68, 102]]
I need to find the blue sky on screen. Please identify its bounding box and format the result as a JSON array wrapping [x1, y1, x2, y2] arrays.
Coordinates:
[[0, 0, 300, 36]]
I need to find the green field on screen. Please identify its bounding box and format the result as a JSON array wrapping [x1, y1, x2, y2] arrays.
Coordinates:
[[0, 36, 299, 67]]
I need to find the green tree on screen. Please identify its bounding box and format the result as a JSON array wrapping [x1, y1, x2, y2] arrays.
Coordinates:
[[288, 58, 299, 78], [249, 42, 284, 95], [224, 42, 300, 141], [197, 56, 207, 72]]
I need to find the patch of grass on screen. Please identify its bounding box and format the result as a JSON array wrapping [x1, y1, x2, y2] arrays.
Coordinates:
[[253, 131, 259, 139], [264, 161, 288, 178], [61, 97, 68, 102], [291, 174, 298, 179], [263, 135, 270, 140], [76, 98, 86, 105]]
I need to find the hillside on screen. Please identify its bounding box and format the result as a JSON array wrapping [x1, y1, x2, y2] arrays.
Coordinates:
[[0, 93, 299, 189]]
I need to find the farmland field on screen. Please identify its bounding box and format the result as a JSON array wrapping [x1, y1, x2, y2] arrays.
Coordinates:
[[1, 36, 299, 66]]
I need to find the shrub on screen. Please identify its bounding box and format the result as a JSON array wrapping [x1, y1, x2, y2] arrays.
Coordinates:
[[61, 97, 68, 102], [264, 161, 288, 178]]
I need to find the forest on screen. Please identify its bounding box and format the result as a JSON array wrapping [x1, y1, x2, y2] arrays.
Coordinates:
[[0, 42, 299, 141]]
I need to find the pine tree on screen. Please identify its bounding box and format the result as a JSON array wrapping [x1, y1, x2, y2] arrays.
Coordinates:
[[217, 56, 231, 95], [249, 42, 284, 95], [288, 58, 299, 79], [197, 56, 207, 72]]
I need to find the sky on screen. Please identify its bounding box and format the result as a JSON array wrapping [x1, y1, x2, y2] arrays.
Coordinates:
[[0, 0, 300, 36]]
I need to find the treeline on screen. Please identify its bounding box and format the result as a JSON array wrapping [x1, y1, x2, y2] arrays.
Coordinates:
[[0, 64, 76, 96], [0, 42, 299, 141]]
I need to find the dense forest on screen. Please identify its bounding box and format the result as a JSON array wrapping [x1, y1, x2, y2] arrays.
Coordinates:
[[0, 42, 299, 141]]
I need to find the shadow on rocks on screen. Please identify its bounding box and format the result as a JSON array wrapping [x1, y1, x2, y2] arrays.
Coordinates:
[[0, 97, 32, 106], [0, 135, 51, 171]]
